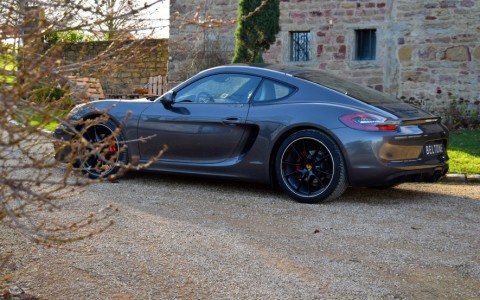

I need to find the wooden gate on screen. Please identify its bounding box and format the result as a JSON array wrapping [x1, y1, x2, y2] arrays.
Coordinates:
[[147, 75, 168, 96]]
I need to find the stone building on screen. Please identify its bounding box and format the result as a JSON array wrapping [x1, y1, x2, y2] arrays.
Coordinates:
[[168, 0, 480, 113]]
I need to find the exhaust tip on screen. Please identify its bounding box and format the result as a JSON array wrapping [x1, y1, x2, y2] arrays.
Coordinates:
[[428, 171, 443, 182]]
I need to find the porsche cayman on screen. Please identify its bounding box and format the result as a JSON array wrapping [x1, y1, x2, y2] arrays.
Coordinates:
[[53, 64, 449, 203]]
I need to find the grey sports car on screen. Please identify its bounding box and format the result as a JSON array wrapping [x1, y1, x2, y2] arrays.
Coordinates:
[[53, 64, 449, 203]]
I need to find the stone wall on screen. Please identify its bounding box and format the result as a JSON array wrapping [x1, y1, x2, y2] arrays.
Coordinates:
[[53, 39, 168, 96], [168, 0, 480, 113], [168, 0, 237, 86], [393, 0, 480, 111], [264, 0, 390, 93]]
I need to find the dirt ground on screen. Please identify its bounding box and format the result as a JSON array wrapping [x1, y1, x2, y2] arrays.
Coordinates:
[[1, 172, 479, 299]]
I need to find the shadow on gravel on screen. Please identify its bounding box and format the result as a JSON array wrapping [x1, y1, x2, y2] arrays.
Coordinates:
[[121, 170, 288, 199], [337, 186, 436, 205], [118, 171, 479, 204]]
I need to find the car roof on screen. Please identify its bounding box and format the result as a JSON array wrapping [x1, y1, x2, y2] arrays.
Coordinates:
[[211, 64, 310, 76], [218, 64, 397, 104]]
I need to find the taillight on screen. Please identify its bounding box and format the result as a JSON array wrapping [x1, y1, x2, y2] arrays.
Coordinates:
[[339, 113, 399, 131]]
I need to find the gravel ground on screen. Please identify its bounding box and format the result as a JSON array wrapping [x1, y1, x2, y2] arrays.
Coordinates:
[[1, 169, 480, 299]]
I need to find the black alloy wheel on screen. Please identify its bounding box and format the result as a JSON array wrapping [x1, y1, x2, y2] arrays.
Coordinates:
[[81, 120, 127, 179], [276, 130, 347, 203]]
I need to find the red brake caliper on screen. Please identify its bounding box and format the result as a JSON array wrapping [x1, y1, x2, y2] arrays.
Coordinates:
[[296, 151, 306, 172], [109, 138, 118, 154]]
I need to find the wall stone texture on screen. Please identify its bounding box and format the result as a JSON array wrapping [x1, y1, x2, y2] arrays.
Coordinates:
[[52, 39, 168, 96], [169, 0, 480, 115], [168, 0, 237, 87]]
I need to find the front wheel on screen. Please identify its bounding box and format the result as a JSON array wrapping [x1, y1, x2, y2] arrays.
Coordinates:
[[79, 120, 128, 179], [275, 130, 347, 203]]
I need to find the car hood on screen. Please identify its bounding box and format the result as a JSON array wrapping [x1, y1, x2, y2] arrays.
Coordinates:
[[67, 98, 155, 120], [87, 97, 155, 110], [103, 97, 155, 103]]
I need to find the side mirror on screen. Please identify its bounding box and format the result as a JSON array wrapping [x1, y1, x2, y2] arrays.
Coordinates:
[[160, 91, 174, 109]]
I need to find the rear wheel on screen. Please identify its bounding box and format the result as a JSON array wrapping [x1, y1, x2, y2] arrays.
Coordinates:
[[275, 130, 347, 203], [80, 120, 128, 179]]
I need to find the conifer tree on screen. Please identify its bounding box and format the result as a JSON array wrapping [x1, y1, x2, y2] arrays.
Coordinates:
[[232, 0, 280, 63]]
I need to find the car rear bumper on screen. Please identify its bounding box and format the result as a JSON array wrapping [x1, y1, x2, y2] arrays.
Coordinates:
[[348, 163, 449, 187], [333, 125, 449, 187]]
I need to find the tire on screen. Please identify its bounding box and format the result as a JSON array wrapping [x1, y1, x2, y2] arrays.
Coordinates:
[[275, 129, 347, 203], [80, 119, 128, 179]]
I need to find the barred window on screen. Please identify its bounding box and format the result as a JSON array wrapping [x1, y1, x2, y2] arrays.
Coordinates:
[[355, 29, 376, 60], [290, 31, 311, 62]]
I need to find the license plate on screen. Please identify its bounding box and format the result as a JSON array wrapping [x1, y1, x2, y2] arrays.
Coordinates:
[[424, 143, 444, 156]]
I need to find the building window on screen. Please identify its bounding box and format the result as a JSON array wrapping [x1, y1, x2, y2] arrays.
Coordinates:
[[355, 29, 376, 60], [290, 31, 311, 62]]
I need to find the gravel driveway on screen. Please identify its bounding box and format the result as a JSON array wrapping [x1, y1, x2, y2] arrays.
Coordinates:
[[2, 170, 479, 299]]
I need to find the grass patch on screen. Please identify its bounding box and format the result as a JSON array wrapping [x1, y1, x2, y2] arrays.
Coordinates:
[[0, 46, 17, 84], [29, 108, 67, 131], [14, 107, 65, 132], [0, 76, 16, 84], [0, 54, 16, 70], [30, 119, 60, 131], [448, 129, 480, 174]]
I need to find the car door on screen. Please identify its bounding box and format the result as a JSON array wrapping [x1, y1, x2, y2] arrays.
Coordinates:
[[137, 73, 261, 164]]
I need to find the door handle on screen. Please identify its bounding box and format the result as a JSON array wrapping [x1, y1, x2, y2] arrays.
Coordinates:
[[222, 117, 242, 125]]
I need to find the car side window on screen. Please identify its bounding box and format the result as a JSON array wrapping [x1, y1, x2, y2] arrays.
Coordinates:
[[174, 74, 261, 104], [253, 79, 296, 102]]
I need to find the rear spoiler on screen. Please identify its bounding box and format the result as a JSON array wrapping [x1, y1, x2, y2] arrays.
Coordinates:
[[400, 117, 440, 126]]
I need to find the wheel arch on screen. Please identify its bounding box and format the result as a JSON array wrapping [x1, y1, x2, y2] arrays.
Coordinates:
[[77, 112, 122, 129], [268, 125, 351, 187]]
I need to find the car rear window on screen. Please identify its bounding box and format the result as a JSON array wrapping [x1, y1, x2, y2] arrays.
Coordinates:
[[264, 65, 398, 104], [253, 79, 296, 102], [297, 70, 397, 104]]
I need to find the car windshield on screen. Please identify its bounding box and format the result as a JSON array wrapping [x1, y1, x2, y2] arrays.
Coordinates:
[[265, 65, 398, 104]]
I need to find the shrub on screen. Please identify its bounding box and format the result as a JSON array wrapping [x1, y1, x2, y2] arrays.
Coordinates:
[[402, 96, 480, 130], [29, 86, 64, 102], [28, 86, 73, 110], [441, 99, 480, 130]]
